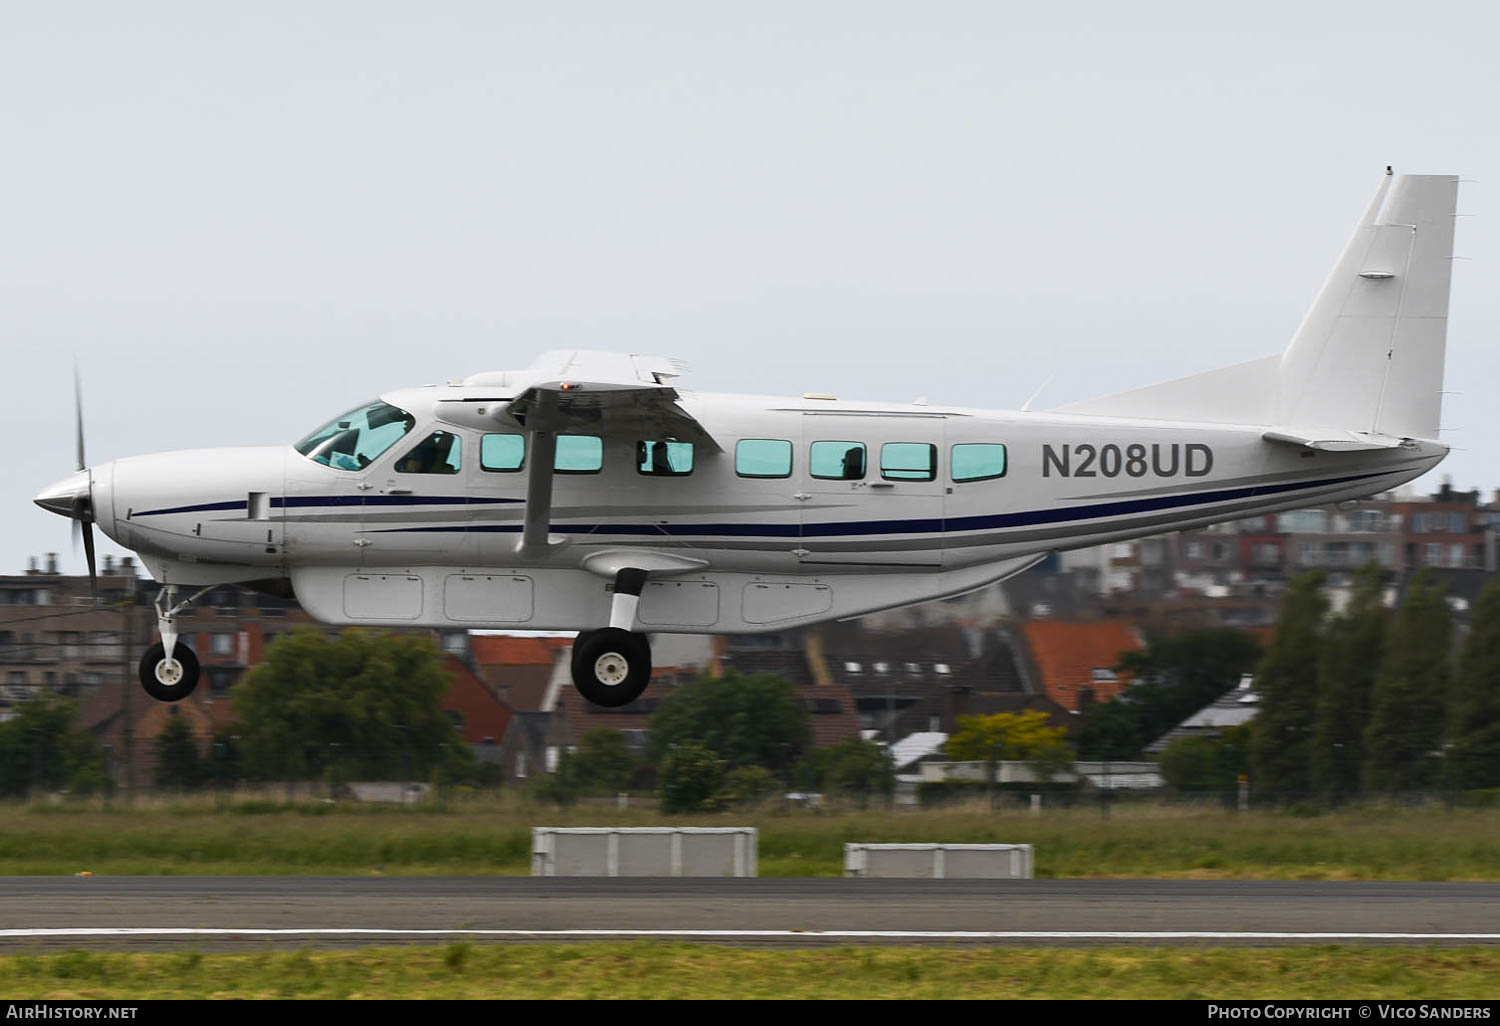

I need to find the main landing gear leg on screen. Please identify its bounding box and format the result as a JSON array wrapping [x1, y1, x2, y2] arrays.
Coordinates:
[[139, 584, 208, 702], [571, 568, 653, 708]]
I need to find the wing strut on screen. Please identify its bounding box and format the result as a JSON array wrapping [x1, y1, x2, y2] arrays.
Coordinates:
[[517, 391, 562, 557]]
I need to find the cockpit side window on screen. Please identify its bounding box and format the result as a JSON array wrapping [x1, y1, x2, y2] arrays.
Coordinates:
[[395, 431, 462, 475], [294, 401, 416, 471], [480, 434, 525, 472]]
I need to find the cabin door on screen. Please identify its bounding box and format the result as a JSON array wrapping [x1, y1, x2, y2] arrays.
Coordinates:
[[798, 412, 945, 568]]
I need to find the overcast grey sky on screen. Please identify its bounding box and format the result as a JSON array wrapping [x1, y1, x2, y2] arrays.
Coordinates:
[[5, 1, 1497, 574]]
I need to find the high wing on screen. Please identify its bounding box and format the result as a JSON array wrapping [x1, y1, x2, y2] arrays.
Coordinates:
[[505, 350, 721, 451], [503, 351, 721, 556]]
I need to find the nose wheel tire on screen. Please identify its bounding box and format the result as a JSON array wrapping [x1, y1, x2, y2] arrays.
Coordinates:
[[139, 641, 201, 702], [571, 628, 651, 708]]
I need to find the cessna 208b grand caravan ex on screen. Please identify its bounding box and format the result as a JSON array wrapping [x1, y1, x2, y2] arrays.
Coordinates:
[[35, 171, 1461, 708]]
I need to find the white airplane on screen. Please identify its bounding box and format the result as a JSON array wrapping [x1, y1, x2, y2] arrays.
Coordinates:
[[36, 171, 1460, 709]]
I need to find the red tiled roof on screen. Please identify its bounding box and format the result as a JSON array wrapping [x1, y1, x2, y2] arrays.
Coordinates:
[[470, 635, 572, 667], [480, 664, 557, 713], [440, 653, 514, 744], [1018, 619, 1144, 711]]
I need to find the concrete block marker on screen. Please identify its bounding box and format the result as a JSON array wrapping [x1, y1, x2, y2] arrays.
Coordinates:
[[844, 843, 1033, 879], [532, 827, 758, 877]]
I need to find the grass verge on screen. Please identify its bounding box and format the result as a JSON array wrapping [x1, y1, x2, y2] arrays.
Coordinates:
[[5, 796, 1500, 879], [4, 943, 1500, 999]]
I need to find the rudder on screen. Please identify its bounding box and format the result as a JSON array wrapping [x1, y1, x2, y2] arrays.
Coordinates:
[[1277, 172, 1458, 442]]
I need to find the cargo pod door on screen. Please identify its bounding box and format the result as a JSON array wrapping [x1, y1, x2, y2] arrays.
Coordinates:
[[798, 412, 945, 568]]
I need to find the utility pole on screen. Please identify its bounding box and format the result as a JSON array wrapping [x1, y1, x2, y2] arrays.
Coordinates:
[[120, 597, 135, 798]]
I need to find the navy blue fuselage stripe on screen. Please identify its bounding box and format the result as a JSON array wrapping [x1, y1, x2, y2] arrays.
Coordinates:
[[132, 499, 249, 517], [134, 495, 522, 517], [939, 469, 1388, 533], [365, 469, 1391, 538]]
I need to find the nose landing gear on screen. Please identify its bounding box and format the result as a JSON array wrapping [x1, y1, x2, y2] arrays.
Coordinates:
[[139, 584, 209, 702]]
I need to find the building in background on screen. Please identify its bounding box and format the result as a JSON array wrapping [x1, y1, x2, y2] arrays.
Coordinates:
[[5, 475, 1497, 789]]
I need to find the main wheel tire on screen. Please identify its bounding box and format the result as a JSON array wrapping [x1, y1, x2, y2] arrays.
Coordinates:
[[571, 628, 651, 708], [571, 629, 599, 675], [138, 641, 200, 702]]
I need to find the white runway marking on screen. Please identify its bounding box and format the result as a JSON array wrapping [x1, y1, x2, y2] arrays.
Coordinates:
[[5, 928, 1500, 942]]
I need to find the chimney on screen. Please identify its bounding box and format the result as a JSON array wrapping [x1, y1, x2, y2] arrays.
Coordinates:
[[103, 554, 115, 574], [120, 556, 136, 576], [26, 556, 38, 576], [45, 553, 58, 575]]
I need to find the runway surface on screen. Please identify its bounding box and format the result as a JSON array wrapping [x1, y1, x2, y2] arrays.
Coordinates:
[[4, 877, 1500, 950]]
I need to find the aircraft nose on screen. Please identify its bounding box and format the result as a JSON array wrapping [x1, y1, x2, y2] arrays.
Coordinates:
[[34, 469, 91, 519]]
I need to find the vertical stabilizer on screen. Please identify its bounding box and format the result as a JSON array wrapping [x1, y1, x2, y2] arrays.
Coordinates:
[[1277, 172, 1458, 441]]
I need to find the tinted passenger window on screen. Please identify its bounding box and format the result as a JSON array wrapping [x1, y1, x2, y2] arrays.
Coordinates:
[[881, 442, 936, 481], [480, 434, 525, 472], [736, 439, 793, 479], [555, 435, 603, 474], [951, 443, 1007, 482], [395, 431, 461, 474], [810, 441, 866, 480], [637, 440, 694, 476]]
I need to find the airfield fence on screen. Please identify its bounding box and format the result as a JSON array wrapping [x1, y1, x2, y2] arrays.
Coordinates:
[[21, 753, 1500, 815]]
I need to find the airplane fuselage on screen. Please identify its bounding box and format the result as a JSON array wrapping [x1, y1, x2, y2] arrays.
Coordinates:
[[82, 385, 1445, 635]]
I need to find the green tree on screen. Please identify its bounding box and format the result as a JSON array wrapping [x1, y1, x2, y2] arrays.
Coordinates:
[[568, 729, 639, 796], [534, 746, 580, 807], [233, 629, 475, 783], [1364, 571, 1452, 793], [1028, 740, 1077, 785], [1251, 572, 1327, 799], [0, 693, 107, 798], [1111, 628, 1264, 754], [721, 765, 779, 807], [205, 725, 242, 790], [646, 670, 811, 778], [1311, 564, 1387, 799], [658, 741, 727, 814], [1448, 573, 1500, 790], [946, 710, 1068, 791], [1076, 697, 1146, 762], [153, 713, 204, 791], [822, 738, 895, 807], [1158, 724, 1252, 794]]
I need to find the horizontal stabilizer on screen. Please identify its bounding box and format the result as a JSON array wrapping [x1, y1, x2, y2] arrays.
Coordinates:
[[1262, 429, 1414, 452]]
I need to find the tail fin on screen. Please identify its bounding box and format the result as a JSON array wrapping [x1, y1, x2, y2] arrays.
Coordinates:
[[1053, 171, 1459, 443], [1277, 172, 1458, 442]]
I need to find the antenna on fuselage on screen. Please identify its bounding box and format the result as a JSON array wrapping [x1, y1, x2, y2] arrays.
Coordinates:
[[1020, 374, 1054, 413]]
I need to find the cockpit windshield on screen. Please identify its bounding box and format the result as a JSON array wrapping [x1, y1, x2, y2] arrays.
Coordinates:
[[294, 401, 416, 471]]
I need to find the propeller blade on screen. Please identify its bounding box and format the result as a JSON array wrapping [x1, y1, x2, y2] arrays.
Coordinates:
[[74, 365, 86, 473], [70, 494, 97, 603], [80, 520, 98, 603]]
